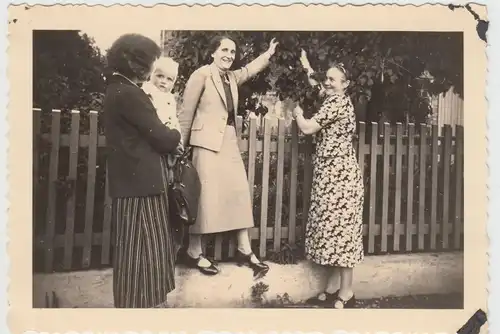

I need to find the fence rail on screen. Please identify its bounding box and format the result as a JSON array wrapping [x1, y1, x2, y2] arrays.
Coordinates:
[[33, 108, 464, 273]]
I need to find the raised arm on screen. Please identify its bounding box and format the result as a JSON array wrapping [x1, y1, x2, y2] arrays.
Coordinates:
[[300, 49, 321, 87], [178, 68, 207, 146], [117, 86, 181, 154], [233, 38, 279, 86]]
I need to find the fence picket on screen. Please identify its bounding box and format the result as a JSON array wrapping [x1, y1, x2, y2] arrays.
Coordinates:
[[288, 121, 299, 244], [442, 125, 452, 249], [405, 124, 415, 251], [248, 118, 257, 205], [33, 108, 41, 231], [357, 122, 366, 182], [34, 109, 466, 271], [454, 126, 464, 249], [381, 123, 390, 252], [44, 109, 61, 272], [273, 120, 286, 251], [418, 124, 428, 250], [368, 122, 378, 253], [302, 136, 313, 244], [63, 110, 80, 269], [393, 123, 403, 251], [259, 119, 272, 258], [430, 125, 439, 249], [82, 111, 98, 268], [214, 234, 223, 261], [101, 166, 113, 264]]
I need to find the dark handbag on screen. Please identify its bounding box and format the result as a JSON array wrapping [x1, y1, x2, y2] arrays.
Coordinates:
[[167, 147, 201, 226]]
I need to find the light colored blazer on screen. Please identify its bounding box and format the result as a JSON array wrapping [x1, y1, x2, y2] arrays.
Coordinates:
[[178, 51, 272, 152]]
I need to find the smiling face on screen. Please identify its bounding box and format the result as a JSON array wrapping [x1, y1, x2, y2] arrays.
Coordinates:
[[323, 67, 350, 96], [212, 38, 236, 71]]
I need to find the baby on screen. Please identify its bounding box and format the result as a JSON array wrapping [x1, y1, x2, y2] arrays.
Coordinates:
[[142, 56, 184, 179], [143, 56, 182, 137]]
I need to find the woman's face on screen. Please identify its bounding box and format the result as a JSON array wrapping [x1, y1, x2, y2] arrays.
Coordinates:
[[323, 67, 349, 95], [212, 38, 236, 71]]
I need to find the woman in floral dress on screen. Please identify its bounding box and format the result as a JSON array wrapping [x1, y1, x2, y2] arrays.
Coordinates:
[[292, 50, 364, 309]]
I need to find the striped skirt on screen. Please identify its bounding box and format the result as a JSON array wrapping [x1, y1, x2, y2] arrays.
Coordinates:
[[112, 158, 177, 308]]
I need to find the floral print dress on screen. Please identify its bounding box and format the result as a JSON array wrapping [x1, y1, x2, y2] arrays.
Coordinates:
[[305, 93, 365, 268]]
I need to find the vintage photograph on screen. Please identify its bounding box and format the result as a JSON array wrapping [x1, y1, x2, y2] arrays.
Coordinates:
[[32, 27, 465, 309], [7, 3, 488, 334]]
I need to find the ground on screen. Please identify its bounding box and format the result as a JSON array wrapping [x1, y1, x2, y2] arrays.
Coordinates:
[[34, 252, 464, 309]]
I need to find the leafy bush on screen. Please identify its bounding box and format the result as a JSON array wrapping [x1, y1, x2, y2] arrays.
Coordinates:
[[164, 31, 462, 123]]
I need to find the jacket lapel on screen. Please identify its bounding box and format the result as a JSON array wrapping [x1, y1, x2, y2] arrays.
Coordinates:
[[210, 64, 228, 109]]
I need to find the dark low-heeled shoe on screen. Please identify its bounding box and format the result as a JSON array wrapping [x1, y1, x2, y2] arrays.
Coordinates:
[[185, 253, 220, 276], [305, 290, 340, 307], [235, 250, 269, 279], [332, 294, 357, 309]]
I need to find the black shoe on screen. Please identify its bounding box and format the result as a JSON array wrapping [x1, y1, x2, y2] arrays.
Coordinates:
[[305, 290, 340, 307], [235, 250, 269, 279], [332, 294, 357, 309], [184, 253, 219, 276]]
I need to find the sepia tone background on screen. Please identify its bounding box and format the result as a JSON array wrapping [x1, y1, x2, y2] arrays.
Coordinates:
[[8, 3, 488, 334]]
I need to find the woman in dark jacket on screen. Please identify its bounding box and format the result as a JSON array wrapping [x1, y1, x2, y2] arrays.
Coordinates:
[[102, 34, 181, 308]]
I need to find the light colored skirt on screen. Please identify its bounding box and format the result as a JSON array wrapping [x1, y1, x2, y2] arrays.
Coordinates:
[[190, 125, 254, 234]]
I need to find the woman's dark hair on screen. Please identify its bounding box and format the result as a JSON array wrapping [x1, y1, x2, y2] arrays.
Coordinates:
[[106, 33, 161, 81], [208, 35, 239, 55]]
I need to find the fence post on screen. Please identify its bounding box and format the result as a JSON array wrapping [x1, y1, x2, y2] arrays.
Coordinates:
[[417, 124, 428, 250], [368, 122, 378, 253], [259, 118, 272, 259], [82, 110, 99, 268], [44, 109, 61, 273], [393, 123, 403, 252], [381, 123, 390, 252], [101, 163, 113, 265], [453, 125, 464, 249], [33, 108, 41, 232], [430, 124, 439, 249], [441, 125, 453, 249], [405, 124, 415, 251], [273, 119, 286, 251], [62, 110, 81, 270], [288, 121, 299, 244], [301, 135, 313, 249]]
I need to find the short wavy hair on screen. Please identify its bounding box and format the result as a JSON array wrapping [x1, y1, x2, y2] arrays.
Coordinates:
[[106, 33, 161, 81]]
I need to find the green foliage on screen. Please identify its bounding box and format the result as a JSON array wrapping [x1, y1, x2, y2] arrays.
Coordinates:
[[33, 30, 106, 112], [164, 31, 462, 123]]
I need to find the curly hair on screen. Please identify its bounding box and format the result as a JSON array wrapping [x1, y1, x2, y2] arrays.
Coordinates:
[[106, 33, 161, 81]]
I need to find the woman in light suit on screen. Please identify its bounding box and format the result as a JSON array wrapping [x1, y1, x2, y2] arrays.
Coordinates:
[[178, 35, 279, 278]]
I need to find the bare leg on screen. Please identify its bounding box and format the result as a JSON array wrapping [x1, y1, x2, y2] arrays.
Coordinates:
[[334, 267, 354, 308], [325, 267, 341, 294], [187, 233, 211, 268], [236, 229, 260, 264]]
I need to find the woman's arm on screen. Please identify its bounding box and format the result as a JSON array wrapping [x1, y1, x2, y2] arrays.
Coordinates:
[[116, 86, 181, 154], [233, 38, 279, 86], [299, 50, 319, 87], [293, 105, 322, 135], [178, 67, 207, 145]]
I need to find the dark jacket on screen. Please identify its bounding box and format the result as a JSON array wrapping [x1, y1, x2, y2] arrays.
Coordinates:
[[102, 75, 181, 198]]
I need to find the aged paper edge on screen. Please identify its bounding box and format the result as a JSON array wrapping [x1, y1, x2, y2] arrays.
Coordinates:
[[6, 3, 488, 334]]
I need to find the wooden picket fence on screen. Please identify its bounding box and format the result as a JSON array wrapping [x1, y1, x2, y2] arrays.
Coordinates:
[[33, 108, 464, 273]]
